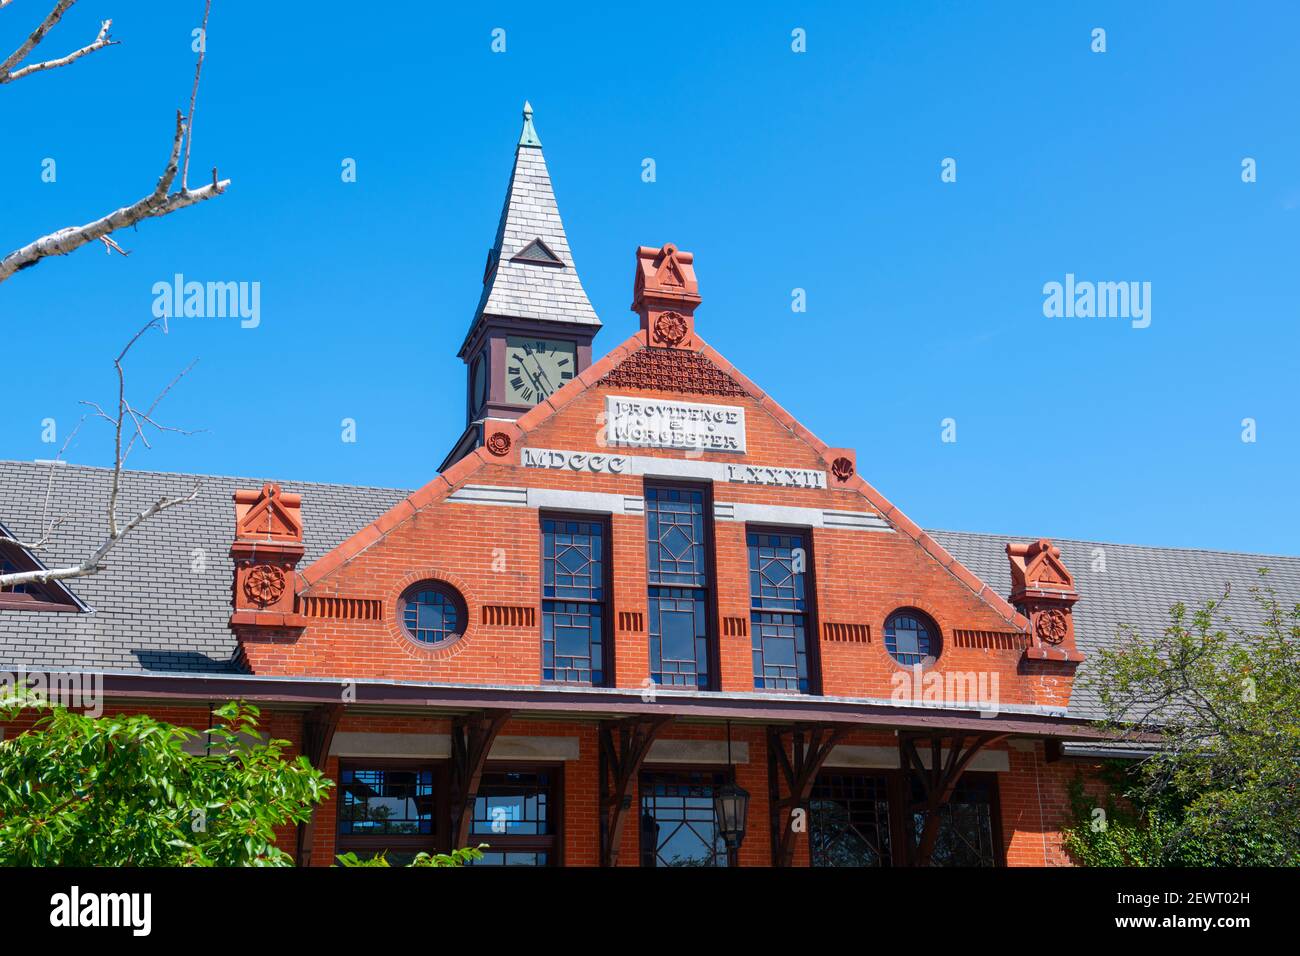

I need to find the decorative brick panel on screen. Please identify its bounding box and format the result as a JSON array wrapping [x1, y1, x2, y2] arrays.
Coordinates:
[[722, 616, 748, 638], [597, 347, 747, 397], [482, 604, 537, 628], [299, 596, 384, 621], [952, 629, 1029, 650], [822, 621, 871, 643], [616, 610, 644, 633]]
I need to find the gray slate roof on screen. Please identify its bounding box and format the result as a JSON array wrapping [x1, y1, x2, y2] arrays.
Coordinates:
[[2, 460, 1297, 722], [930, 530, 1300, 721], [0, 461, 404, 675], [468, 122, 600, 335]]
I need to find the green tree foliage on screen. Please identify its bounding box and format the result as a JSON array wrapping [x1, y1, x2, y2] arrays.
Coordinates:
[[1064, 576, 1300, 866], [0, 697, 331, 866], [335, 846, 486, 867]]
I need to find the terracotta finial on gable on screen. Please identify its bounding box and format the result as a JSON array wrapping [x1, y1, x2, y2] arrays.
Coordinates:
[[1005, 539, 1083, 663], [234, 482, 303, 542], [632, 244, 702, 350], [230, 482, 306, 636], [1006, 538, 1075, 594]]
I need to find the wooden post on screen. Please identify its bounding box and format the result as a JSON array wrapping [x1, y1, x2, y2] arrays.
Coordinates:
[[295, 703, 343, 868], [448, 710, 514, 848], [599, 716, 671, 866]]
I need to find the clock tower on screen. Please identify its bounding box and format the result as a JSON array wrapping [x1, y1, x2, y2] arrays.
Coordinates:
[[443, 102, 601, 470]]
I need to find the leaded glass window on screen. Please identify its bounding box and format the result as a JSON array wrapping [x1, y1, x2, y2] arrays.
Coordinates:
[[810, 772, 892, 867], [912, 776, 998, 867], [339, 767, 435, 836], [468, 769, 558, 866], [646, 486, 713, 689], [401, 584, 464, 645], [885, 609, 940, 668], [471, 769, 552, 837], [748, 531, 811, 692], [470, 850, 549, 866], [542, 517, 606, 684], [639, 770, 731, 867]]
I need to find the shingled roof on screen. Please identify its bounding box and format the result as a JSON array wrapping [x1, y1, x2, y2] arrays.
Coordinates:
[[2, 459, 1296, 722], [0, 461, 404, 676], [930, 529, 1300, 721]]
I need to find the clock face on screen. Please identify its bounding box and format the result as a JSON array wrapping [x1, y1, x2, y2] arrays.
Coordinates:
[[470, 353, 487, 410], [504, 336, 576, 405]]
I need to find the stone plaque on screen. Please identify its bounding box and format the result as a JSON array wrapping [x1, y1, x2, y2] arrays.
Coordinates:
[[724, 463, 826, 489], [521, 448, 630, 474], [605, 395, 746, 453]]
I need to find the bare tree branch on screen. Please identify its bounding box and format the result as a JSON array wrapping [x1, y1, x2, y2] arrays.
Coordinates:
[[1, 16, 114, 82], [0, 111, 230, 282], [98, 234, 129, 257], [0, 1, 116, 84], [181, 0, 213, 190], [0, 1, 229, 284], [0, 320, 201, 589], [0, 415, 85, 553], [0, 487, 200, 587]]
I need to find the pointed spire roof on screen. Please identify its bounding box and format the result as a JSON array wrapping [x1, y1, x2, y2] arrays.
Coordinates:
[[462, 103, 600, 352]]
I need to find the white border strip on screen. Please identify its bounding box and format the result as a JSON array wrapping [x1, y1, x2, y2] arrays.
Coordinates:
[[450, 483, 891, 531]]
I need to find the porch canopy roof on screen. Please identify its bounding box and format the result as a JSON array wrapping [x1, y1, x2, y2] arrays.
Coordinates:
[[88, 670, 1126, 742]]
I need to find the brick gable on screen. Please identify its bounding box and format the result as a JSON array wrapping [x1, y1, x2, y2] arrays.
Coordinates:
[[264, 331, 1066, 707]]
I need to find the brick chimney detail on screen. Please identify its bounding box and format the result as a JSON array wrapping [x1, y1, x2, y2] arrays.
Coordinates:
[[632, 243, 701, 350], [230, 482, 306, 630], [1005, 539, 1084, 663]]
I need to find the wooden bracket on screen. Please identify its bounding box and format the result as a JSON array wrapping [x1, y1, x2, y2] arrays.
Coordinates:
[[295, 703, 344, 867], [598, 715, 672, 867], [448, 709, 514, 848], [767, 723, 848, 867], [900, 731, 1009, 866]]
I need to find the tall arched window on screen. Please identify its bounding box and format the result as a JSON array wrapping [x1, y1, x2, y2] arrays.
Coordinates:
[[541, 515, 607, 685], [645, 485, 713, 690]]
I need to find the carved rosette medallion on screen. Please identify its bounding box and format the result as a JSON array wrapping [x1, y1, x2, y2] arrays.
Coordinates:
[[486, 431, 512, 457], [1037, 608, 1068, 645], [244, 564, 287, 607], [653, 311, 688, 347]]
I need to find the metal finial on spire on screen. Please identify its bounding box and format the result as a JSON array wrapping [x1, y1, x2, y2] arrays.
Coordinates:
[[519, 100, 542, 148]]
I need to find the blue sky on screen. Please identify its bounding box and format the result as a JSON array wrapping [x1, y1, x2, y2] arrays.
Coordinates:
[[2, 1, 1297, 554]]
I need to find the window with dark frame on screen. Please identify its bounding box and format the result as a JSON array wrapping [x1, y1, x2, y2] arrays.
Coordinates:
[[400, 582, 465, 646], [541, 516, 606, 685], [809, 772, 893, 867], [0, 543, 82, 611], [747, 529, 811, 692], [467, 767, 559, 866], [638, 769, 731, 867], [912, 775, 998, 867], [0, 556, 31, 594], [336, 764, 439, 864], [645, 485, 713, 689], [884, 608, 941, 668], [809, 769, 1003, 867]]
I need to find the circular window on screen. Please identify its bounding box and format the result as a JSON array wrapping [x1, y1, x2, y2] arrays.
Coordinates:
[[400, 582, 466, 646], [884, 609, 941, 668]]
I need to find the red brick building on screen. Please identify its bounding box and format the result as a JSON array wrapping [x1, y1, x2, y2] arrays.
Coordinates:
[[10, 105, 1284, 868]]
